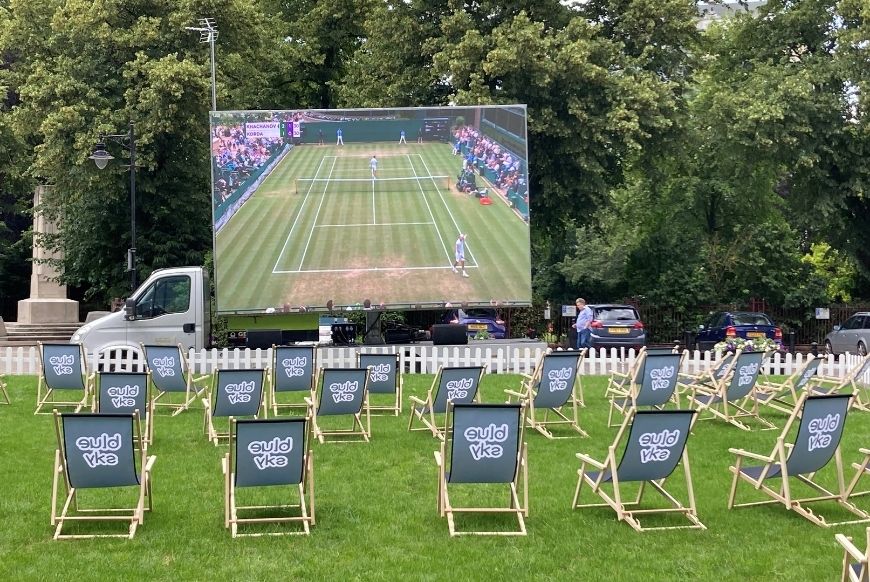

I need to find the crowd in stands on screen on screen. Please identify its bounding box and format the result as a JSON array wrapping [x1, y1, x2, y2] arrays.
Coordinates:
[[211, 123, 283, 205], [453, 125, 526, 195]]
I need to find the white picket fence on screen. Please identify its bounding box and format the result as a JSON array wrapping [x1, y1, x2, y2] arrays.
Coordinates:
[[0, 344, 864, 379]]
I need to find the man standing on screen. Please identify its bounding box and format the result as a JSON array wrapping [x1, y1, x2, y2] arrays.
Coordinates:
[[453, 234, 469, 277], [399, 130, 407, 144], [336, 127, 344, 145], [573, 298, 593, 349], [318, 129, 324, 145], [370, 155, 378, 178]]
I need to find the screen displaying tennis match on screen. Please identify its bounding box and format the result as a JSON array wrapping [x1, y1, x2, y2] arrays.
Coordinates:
[[211, 106, 531, 314]]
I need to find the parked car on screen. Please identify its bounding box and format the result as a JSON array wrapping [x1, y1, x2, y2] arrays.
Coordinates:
[[443, 308, 507, 339], [586, 304, 646, 350], [694, 311, 783, 352], [824, 312, 870, 356]]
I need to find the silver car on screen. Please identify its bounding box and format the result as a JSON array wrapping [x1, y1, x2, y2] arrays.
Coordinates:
[[824, 312, 870, 356]]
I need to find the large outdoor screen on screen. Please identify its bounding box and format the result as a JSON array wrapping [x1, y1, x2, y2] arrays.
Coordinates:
[[211, 106, 531, 314]]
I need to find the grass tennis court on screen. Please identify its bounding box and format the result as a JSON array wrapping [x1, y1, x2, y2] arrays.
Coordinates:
[[1, 374, 868, 580], [214, 143, 531, 312]]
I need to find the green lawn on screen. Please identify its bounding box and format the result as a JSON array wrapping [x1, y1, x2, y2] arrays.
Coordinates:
[[0, 374, 867, 580], [214, 142, 531, 312]]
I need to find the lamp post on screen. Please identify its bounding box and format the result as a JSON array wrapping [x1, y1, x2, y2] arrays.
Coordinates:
[[89, 121, 138, 291]]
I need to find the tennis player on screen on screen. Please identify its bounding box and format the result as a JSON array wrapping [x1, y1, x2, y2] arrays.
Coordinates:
[[453, 234, 469, 278], [370, 155, 378, 178]]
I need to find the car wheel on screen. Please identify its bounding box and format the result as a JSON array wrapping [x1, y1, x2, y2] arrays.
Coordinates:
[[825, 340, 833, 356], [859, 342, 868, 357]]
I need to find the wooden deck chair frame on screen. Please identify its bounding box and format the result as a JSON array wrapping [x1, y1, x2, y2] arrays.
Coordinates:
[[688, 349, 775, 431], [0, 373, 9, 404], [358, 352, 403, 416], [846, 448, 870, 499], [756, 356, 824, 416], [308, 368, 371, 444], [605, 347, 647, 399], [203, 369, 266, 446], [434, 402, 528, 536], [50, 411, 156, 540], [571, 409, 703, 532], [143, 343, 209, 416], [815, 354, 870, 412], [676, 351, 734, 397], [408, 365, 486, 440], [269, 345, 317, 416], [606, 352, 684, 428], [223, 417, 315, 537], [36, 342, 92, 415], [836, 528, 870, 582], [505, 350, 587, 438], [727, 393, 870, 527], [94, 371, 154, 448]]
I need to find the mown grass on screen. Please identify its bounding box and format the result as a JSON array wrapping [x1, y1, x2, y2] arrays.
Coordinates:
[[0, 373, 867, 581]]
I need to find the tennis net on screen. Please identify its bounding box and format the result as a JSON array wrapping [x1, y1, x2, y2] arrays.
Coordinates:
[[295, 175, 450, 195]]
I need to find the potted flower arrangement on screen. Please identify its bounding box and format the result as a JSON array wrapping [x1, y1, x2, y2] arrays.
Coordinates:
[[713, 337, 781, 355]]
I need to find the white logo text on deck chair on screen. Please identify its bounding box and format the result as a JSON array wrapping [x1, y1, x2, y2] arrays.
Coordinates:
[[638, 430, 680, 463], [281, 356, 307, 378], [465, 423, 509, 460], [248, 437, 294, 469], [225, 381, 255, 404], [547, 367, 573, 392], [75, 433, 122, 468], [107, 384, 139, 409], [808, 413, 840, 452], [48, 354, 74, 376], [329, 380, 359, 403], [446, 378, 473, 400]]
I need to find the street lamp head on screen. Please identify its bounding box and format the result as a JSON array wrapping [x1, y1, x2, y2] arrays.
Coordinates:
[[89, 142, 114, 170]]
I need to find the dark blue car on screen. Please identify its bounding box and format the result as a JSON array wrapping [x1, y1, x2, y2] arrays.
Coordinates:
[[695, 311, 782, 352]]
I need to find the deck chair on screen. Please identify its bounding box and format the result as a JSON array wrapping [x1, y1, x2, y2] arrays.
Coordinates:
[[814, 355, 870, 412], [435, 403, 527, 536], [36, 343, 92, 415], [408, 366, 485, 440], [688, 350, 775, 431], [0, 373, 9, 404], [755, 357, 823, 415], [677, 351, 733, 394], [605, 347, 648, 397], [51, 411, 155, 540], [505, 351, 587, 438], [571, 409, 703, 532], [269, 345, 317, 416], [308, 368, 371, 444], [607, 353, 684, 427], [835, 528, 870, 582], [223, 417, 315, 537], [359, 352, 402, 416], [204, 369, 266, 445], [846, 448, 870, 499], [727, 393, 870, 527], [143, 344, 209, 416], [94, 372, 153, 447]]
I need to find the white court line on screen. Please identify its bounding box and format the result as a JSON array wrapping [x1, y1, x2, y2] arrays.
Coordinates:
[[297, 157, 337, 271], [415, 153, 477, 267], [272, 156, 327, 274], [371, 178, 376, 225], [315, 221, 435, 228], [274, 265, 469, 274], [406, 154, 452, 263]]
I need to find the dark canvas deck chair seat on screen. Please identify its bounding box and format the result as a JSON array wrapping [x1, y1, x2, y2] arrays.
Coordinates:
[[143, 344, 209, 416], [505, 351, 587, 438], [359, 352, 402, 416], [814, 355, 870, 412], [408, 366, 485, 440], [269, 345, 317, 416], [36, 343, 92, 415], [688, 350, 775, 431], [836, 528, 870, 582], [223, 417, 315, 537], [204, 369, 266, 445], [95, 372, 153, 447], [756, 357, 823, 415], [571, 409, 702, 532], [727, 393, 870, 527], [309, 368, 371, 444], [51, 412, 155, 540], [435, 403, 528, 536], [606, 353, 683, 428]]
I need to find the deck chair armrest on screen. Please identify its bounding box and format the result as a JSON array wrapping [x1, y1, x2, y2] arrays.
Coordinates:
[[858, 447, 870, 455], [575, 453, 606, 469], [303, 396, 314, 407], [434, 451, 443, 468], [193, 374, 211, 382], [201, 397, 210, 409], [520, 372, 534, 381], [408, 395, 426, 406], [835, 534, 865, 562], [144, 455, 157, 472], [504, 389, 526, 399], [728, 448, 773, 463]]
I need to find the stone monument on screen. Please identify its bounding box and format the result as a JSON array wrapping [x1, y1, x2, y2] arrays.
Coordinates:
[[17, 185, 79, 323]]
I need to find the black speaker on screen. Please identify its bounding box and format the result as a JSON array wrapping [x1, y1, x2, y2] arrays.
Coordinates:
[[431, 323, 468, 345], [331, 323, 357, 346], [246, 329, 283, 349]]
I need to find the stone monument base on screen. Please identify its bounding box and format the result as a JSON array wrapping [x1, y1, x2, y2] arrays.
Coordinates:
[[17, 298, 79, 324]]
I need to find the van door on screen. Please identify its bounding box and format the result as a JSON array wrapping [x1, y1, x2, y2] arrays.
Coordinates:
[[130, 274, 196, 348]]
